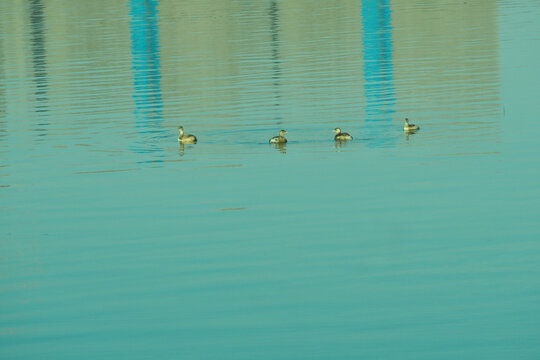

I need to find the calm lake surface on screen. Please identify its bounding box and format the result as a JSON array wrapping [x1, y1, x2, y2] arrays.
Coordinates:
[[1, 0, 540, 359]]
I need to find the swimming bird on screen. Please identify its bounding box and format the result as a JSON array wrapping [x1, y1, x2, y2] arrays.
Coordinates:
[[178, 126, 197, 144], [269, 130, 287, 144], [403, 118, 419, 132], [333, 128, 353, 141]]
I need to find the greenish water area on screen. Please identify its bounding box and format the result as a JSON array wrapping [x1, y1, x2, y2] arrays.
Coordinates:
[[1, 0, 540, 358]]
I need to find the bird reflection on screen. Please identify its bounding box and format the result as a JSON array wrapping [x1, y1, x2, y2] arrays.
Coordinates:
[[270, 142, 287, 154], [334, 139, 352, 150], [404, 129, 418, 141], [178, 142, 198, 156]]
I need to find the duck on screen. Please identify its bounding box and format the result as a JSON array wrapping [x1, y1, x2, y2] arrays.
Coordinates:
[[333, 128, 353, 141], [269, 130, 287, 144], [403, 118, 419, 132], [178, 126, 197, 144]]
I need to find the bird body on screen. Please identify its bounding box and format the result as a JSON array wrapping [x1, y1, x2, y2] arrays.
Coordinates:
[[333, 128, 353, 141], [403, 118, 419, 132], [269, 130, 288, 144], [178, 126, 197, 144]]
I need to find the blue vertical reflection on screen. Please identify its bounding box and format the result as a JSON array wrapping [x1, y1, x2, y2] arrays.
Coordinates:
[[360, 0, 396, 146], [128, 0, 165, 154]]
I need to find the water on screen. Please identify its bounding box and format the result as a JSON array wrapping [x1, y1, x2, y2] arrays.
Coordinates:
[[1, 0, 540, 359]]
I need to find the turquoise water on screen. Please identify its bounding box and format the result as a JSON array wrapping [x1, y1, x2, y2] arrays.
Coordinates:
[[1, 0, 540, 358]]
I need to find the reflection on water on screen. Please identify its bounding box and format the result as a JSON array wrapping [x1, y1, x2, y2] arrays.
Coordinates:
[[270, 142, 287, 154], [403, 129, 418, 141], [360, 0, 395, 146], [269, 0, 282, 124], [0, 26, 4, 151], [178, 142, 197, 156], [391, 0, 500, 130], [334, 139, 352, 150], [1, 1, 540, 359], [129, 0, 165, 153], [29, 0, 48, 119]]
